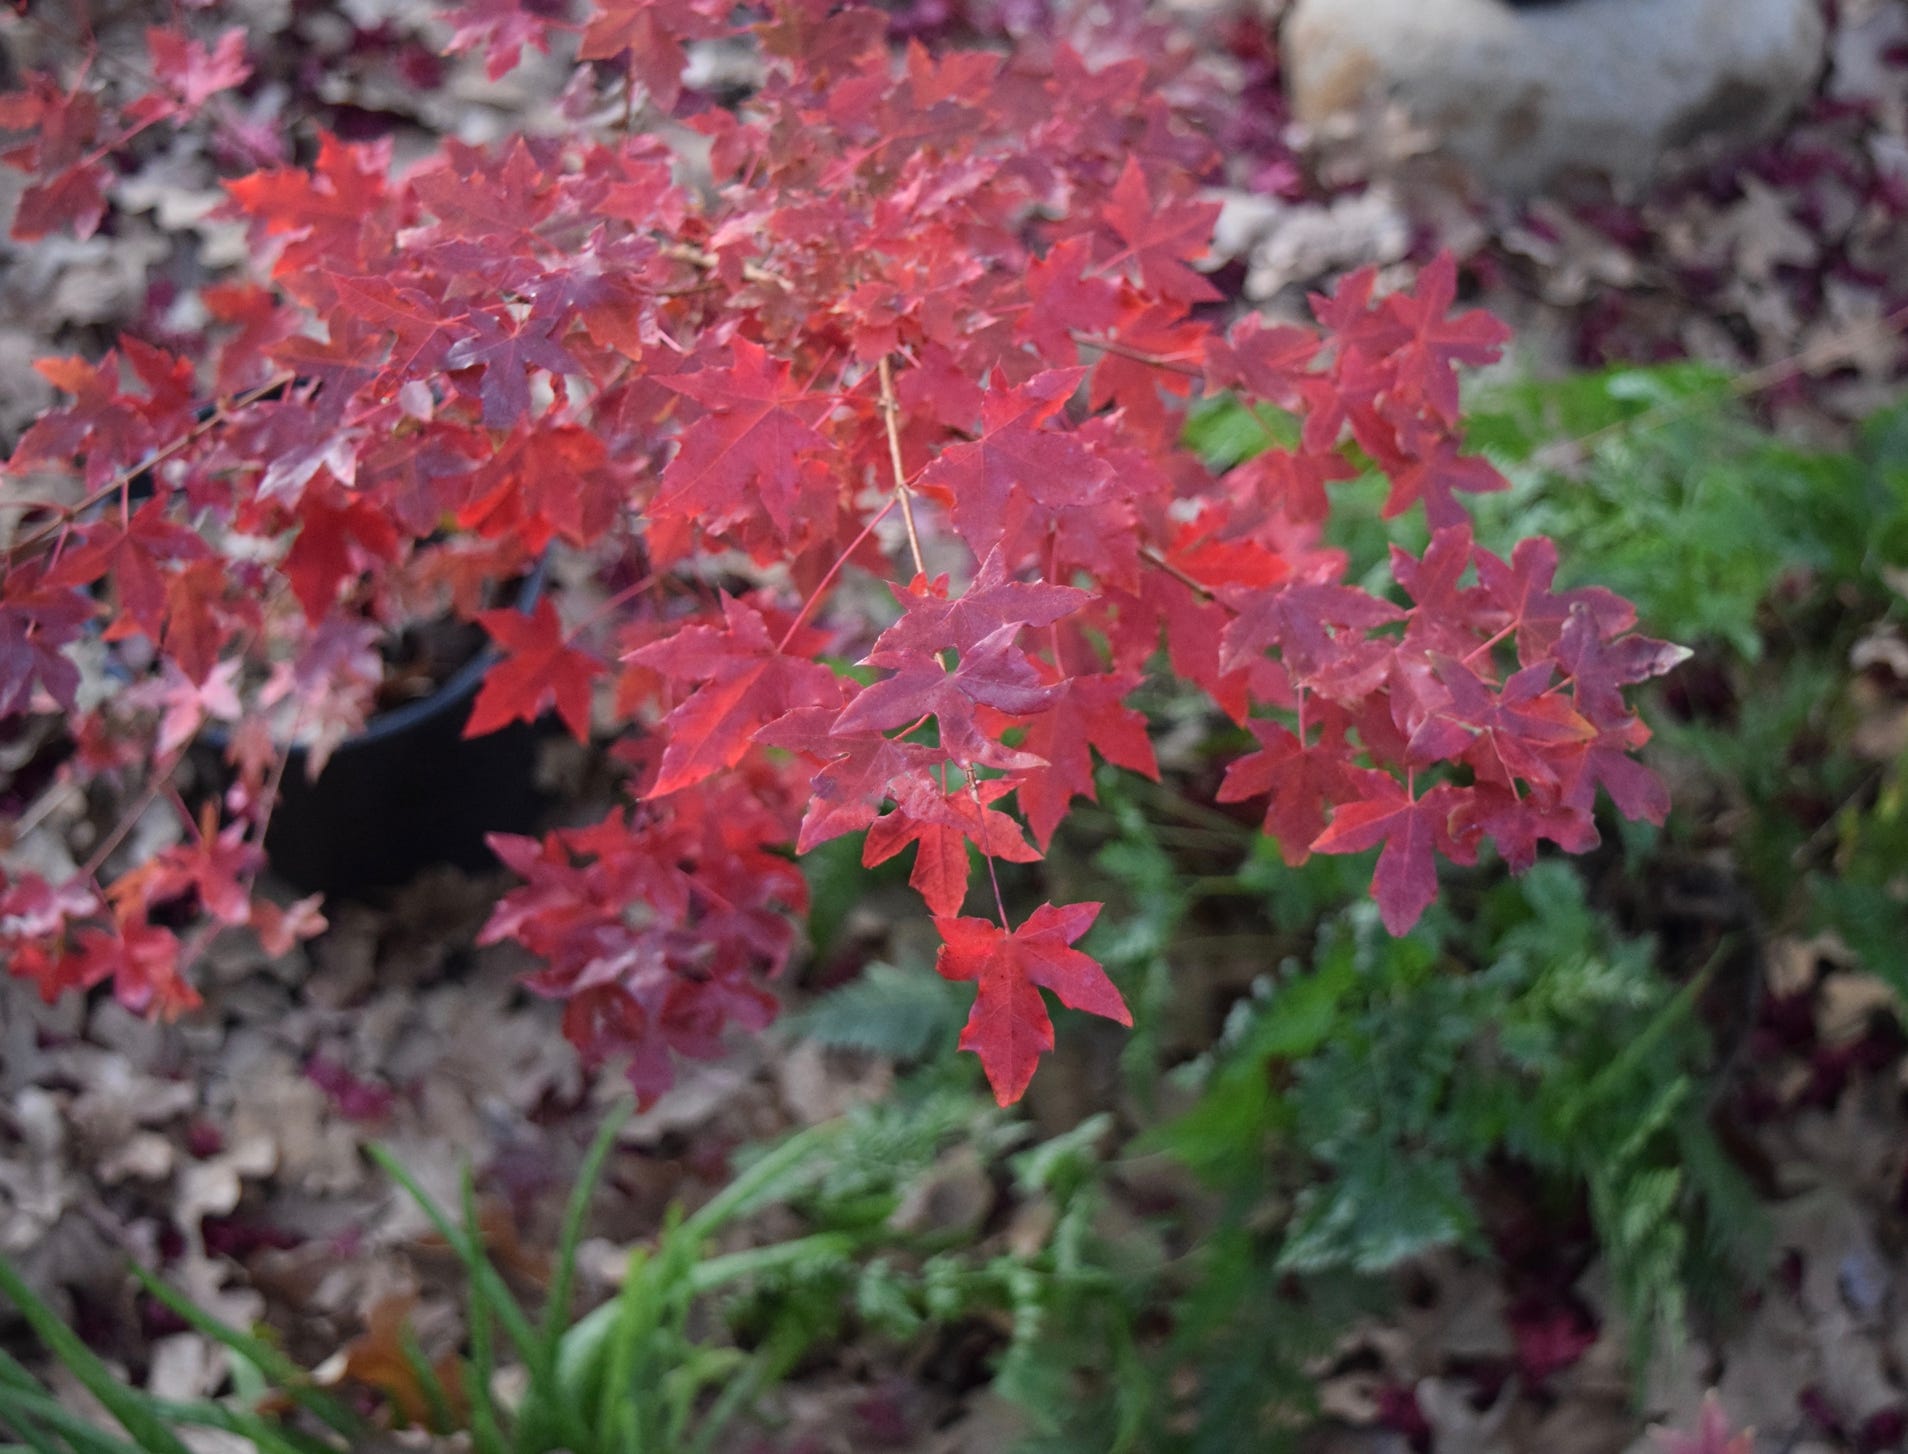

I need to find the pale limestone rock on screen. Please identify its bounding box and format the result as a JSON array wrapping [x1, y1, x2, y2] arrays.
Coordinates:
[[1282, 0, 1828, 194]]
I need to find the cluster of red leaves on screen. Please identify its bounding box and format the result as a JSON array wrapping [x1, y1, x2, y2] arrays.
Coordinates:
[[0, 0, 1682, 1105]]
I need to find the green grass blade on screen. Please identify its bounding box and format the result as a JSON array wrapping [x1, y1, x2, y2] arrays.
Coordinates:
[[0, 1378, 143, 1454], [680, 1120, 846, 1241], [0, 1259, 193, 1454], [0, 1353, 44, 1397], [453, 1173, 507, 1454], [542, 1100, 634, 1360], [597, 1242, 661, 1451], [125, 1267, 364, 1441], [0, 1351, 64, 1454], [0, 1398, 68, 1454], [144, 1399, 335, 1454], [395, 1325, 460, 1437], [364, 1144, 590, 1453], [685, 1233, 859, 1296], [364, 1147, 543, 1366]]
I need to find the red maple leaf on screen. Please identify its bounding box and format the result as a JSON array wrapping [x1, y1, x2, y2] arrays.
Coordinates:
[[112, 812, 261, 926], [225, 134, 391, 273], [1226, 446, 1357, 526], [455, 424, 626, 552], [1221, 581, 1404, 688], [0, 580, 92, 717], [443, 308, 580, 429], [1556, 720, 1671, 826], [1377, 253, 1511, 427], [325, 273, 462, 381], [160, 561, 235, 686], [281, 489, 404, 623], [1552, 607, 1690, 729], [932, 902, 1128, 1105], [1454, 786, 1599, 874], [0, 76, 111, 240], [145, 26, 252, 113], [204, 281, 299, 394], [866, 547, 1089, 660], [68, 915, 199, 1017], [652, 338, 833, 535], [756, 706, 947, 853], [1311, 777, 1478, 935], [1008, 670, 1159, 850], [1217, 719, 1353, 867], [48, 497, 212, 647], [11, 351, 150, 489], [11, 161, 112, 242], [864, 774, 1040, 915], [914, 370, 1109, 555], [838, 623, 1061, 768], [1474, 537, 1635, 666], [1203, 315, 1320, 405], [1098, 158, 1221, 304], [1019, 236, 1122, 358], [1378, 436, 1507, 531], [629, 595, 839, 795], [1391, 656, 1595, 788], [440, 0, 563, 80], [579, 0, 730, 111], [1393, 525, 1490, 657], [466, 597, 600, 742], [1087, 303, 1207, 444]]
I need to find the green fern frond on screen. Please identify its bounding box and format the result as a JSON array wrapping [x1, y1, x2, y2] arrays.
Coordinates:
[[787, 961, 967, 1062]]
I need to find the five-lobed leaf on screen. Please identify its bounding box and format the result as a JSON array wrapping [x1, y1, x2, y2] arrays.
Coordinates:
[[933, 902, 1129, 1105], [1311, 777, 1478, 936], [631, 595, 839, 794], [466, 598, 600, 743], [653, 338, 834, 537]]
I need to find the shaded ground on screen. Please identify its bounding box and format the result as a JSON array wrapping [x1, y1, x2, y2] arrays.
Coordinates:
[[9, 857, 1908, 1451]]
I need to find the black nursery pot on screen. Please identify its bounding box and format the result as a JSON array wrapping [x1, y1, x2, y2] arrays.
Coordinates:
[[126, 393, 556, 898], [243, 570, 558, 900]]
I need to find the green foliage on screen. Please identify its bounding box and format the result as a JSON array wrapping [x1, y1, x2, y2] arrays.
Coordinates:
[[719, 1083, 1163, 1451], [0, 1108, 903, 1454], [1472, 369, 1908, 997], [1467, 365, 1894, 655], [1080, 775, 1200, 1106], [786, 959, 969, 1063], [0, 1255, 359, 1454], [1151, 865, 1761, 1373]]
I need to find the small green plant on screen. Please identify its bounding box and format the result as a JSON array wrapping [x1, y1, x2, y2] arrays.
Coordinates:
[[0, 1252, 362, 1454], [1146, 864, 1761, 1379], [0, 1083, 1171, 1454], [1466, 364, 1900, 656], [1468, 369, 1908, 988], [0, 1108, 871, 1454]]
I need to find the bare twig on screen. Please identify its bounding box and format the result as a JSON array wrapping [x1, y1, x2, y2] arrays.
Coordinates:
[[875, 356, 927, 579]]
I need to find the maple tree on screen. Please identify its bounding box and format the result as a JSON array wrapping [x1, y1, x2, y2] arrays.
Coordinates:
[[0, 0, 1684, 1106]]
